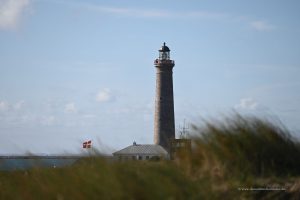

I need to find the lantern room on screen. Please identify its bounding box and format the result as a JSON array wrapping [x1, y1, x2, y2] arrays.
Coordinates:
[[159, 42, 170, 60]]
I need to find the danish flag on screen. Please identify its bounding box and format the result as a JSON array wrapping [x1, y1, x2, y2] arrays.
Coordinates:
[[83, 140, 92, 148]]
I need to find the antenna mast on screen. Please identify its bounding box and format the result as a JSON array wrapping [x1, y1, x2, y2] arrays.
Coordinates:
[[179, 119, 189, 138]]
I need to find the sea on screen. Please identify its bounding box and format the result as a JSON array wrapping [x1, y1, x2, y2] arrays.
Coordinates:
[[0, 156, 80, 171]]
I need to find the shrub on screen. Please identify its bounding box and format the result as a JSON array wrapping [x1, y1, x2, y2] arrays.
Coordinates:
[[191, 114, 300, 178]]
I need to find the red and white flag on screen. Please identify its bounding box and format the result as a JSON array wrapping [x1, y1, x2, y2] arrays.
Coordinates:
[[83, 140, 92, 148]]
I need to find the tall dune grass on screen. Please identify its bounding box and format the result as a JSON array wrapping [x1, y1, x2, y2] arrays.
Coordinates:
[[1, 114, 300, 199], [190, 114, 300, 178]]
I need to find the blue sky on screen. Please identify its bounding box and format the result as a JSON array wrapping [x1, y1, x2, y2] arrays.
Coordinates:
[[1, 0, 300, 154]]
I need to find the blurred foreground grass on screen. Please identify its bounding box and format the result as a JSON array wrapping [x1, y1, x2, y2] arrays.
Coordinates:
[[1, 114, 300, 199]]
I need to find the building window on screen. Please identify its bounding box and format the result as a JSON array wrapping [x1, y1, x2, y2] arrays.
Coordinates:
[[146, 156, 149, 160], [138, 156, 143, 160]]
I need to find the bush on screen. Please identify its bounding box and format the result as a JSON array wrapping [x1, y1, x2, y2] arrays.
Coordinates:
[[191, 114, 300, 177]]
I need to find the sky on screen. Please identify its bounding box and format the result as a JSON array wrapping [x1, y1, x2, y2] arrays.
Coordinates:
[[1, 0, 300, 154]]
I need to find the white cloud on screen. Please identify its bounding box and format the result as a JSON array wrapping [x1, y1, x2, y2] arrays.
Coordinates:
[[20, 114, 35, 123], [51, 1, 227, 20], [14, 100, 25, 110], [40, 115, 55, 126], [89, 7, 225, 19], [96, 88, 114, 103], [250, 20, 275, 31], [235, 98, 258, 110], [0, 0, 30, 30], [64, 102, 77, 113], [82, 114, 96, 119], [48, 0, 277, 33], [0, 101, 9, 111], [0, 100, 26, 111]]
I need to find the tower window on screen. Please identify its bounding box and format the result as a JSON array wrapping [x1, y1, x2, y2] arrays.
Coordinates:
[[159, 52, 170, 60]]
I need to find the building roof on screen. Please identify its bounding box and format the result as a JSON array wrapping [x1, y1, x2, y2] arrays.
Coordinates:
[[159, 42, 170, 52], [113, 143, 168, 156]]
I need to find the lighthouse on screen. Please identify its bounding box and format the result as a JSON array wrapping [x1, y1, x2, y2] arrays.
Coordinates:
[[112, 43, 189, 161], [154, 42, 175, 152]]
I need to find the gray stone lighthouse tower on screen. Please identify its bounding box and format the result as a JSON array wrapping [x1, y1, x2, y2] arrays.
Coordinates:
[[154, 42, 175, 151]]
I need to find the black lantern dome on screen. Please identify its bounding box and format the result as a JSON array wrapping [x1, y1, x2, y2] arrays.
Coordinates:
[[159, 42, 170, 52]]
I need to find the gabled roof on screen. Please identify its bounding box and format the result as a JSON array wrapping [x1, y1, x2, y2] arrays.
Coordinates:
[[113, 144, 168, 156]]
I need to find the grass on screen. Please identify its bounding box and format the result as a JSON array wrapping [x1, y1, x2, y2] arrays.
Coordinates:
[[1, 114, 300, 199], [190, 114, 300, 178]]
